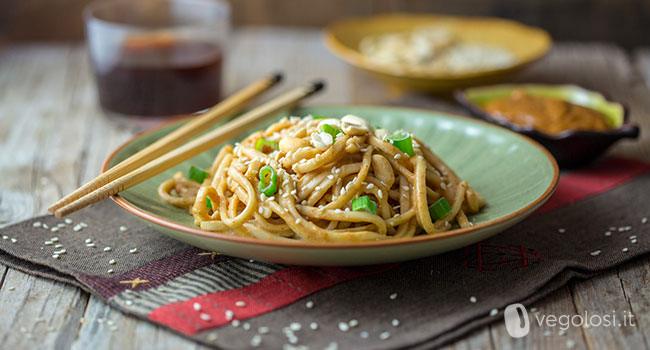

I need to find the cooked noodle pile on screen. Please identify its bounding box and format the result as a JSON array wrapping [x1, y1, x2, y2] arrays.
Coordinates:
[[158, 115, 484, 242]]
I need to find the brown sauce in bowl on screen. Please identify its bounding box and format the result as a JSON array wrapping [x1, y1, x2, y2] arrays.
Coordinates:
[[483, 90, 613, 134]]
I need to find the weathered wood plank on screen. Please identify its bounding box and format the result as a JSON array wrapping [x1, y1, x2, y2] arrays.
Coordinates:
[[440, 328, 494, 350]]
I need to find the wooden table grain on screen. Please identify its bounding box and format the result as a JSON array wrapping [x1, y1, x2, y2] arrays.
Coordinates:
[[1, 28, 649, 350]]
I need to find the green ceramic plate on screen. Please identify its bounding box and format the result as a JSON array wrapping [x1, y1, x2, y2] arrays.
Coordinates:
[[104, 106, 558, 266]]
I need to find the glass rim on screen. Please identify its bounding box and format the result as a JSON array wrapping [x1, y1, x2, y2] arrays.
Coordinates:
[[83, 0, 230, 29]]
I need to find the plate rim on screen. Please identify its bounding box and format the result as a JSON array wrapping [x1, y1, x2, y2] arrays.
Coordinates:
[[103, 105, 559, 249], [323, 13, 553, 81]]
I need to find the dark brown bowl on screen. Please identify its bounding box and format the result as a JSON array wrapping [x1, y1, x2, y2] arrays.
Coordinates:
[[454, 84, 640, 168]]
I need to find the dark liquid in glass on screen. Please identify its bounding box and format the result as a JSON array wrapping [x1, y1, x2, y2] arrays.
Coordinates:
[[94, 36, 222, 116]]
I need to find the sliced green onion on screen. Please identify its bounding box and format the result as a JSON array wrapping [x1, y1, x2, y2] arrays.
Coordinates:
[[312, 115, 331, 119], [206, 196, 213, 210], [388, 131, 415, 156], [255, 139, 279, 153], [429, 197, 452, 220], [352, 196, 378, 215], [321, 124, 342, 138], [258, 165, 278, 197], [188, 166, 209, 183]]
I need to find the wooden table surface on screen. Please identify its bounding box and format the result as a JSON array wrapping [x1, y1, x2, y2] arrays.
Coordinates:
[[1, 27, 650, 349]]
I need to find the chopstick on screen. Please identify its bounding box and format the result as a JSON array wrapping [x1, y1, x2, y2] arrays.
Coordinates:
[[48, 73, 283, 214], [54, 80, 325, 218]]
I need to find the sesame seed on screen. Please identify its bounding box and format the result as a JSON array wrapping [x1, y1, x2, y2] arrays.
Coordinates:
[[619, 227, 625, 232], [642, 217, 648, 224], [325, 341, 339, 350], [605, 231, 612, 236], [231, 320, 240, 327], [290, 322, 301, 331], [338, 322, 350, 332], [394, 154, 401, 159], [250, 335, 262, 347], [378, 190, 384, 199], [33, 222, 42, 228], [225, 310, 234, 320], [109, 259, 116, 265], [348, 319, 359, 328], [59, 249, 67, 254], [630, 235, 637, 239], [43, 224, 49, 229], [103, 247, 112, 252], [120, 226, 128, 232], [8, 286, 15, 291], [310, 322, 318, 330], [73, 225, 82, 232], [51, 237, 59, 242], [489, 308, 499, 316], [44, 241, 53, 245], [295, 219, 302, 225], [567, 339, 576, 349], [305, 300, 314, 309], [632, 239, 638, 244], [52, 254, 60, 259], [360, 331, 369, 338], [470, 296, 477, 303], [379, 331, 391, 340], [558, 228, 566, 233], [402, 186, 409, 191], [609, 226, 616, 231], [622, 248, 629, 253], [193, 302, 201, 311], [57, 223, 66, 228], [107, 269, 114, 274], [86, 243, 96, 247], [389, 293, 397, 300], [50, 227, 58, 233], [258, 326, 270, 334], [590, 250, 602, 256], [65, 218, 73, 224], [2, 235, 8, 240], [392, 319, 400, 327], [367, 183, 375, 190], [243, 323, 251, 330], [531, 307, 538, 312], [55, 244, 63, 248], [80, 222, 88, 228], [11, 238, 17, 243], [125, 300, 133, 306], [200, 313, 211, 321], [129, 248, 138, 254], [236, 301, 247, 307]]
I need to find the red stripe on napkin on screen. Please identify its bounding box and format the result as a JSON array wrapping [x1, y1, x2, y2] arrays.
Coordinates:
[[149, 264, 394, 335], [535, 158, 650, 216]]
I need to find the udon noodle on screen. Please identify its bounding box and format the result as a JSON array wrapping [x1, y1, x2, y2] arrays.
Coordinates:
[[158, 114, 484, 242]]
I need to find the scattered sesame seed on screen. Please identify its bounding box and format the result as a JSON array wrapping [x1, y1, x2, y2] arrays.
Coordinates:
[[338, 322, 350, 332], [57, 223, 66, 228], [43, 224, 49, 229], [129, 248, 138, 254], [235, 300, 247, 307], [33, 222, 42, 228], [389, 293, 398, 300], [8, 286, 15, 291], [120, 226, 128, 232], [86, 243, 96, 247], [2, 235, 8, 240], [619, 227, 625, 232], [632, 239, 638, 244], [392, 319, 400, 327], [103, 247, 112, 252], [193, 302, 201, 311], [44, 241, 53, 245], [305, 300, 314, 309], [378, 190, 384, 199], [394, 154, 401, 159], [590, 250, 602, 256], [609, 227, 616, 231], [107, 269, 114, 274], [531, 307, 538, 312], [52, 254, 60, 259], [20, 327, 27, 333], [258, 326, 270, 334], [622, 248, 629, 253], [51, 237, 59, 242], [567, 339, 576, 349], [401, 186, 409, 191], [470, 296, 477, 303], [200, 313, 211, 321], [290, 322, 301, 331], [51, 227, 59, 232], [605, 231, 612, 236], [73, 225, 82, 232], [59, 249, 67, 254], [558, 228, 566, 233], [125, 300, 133, 306], [109, 259, 116, 265], [11, 238, 17, 243], [490, 308, 499, 316], [348, 319, 359, 328], [310, 322, 318, 330], [225, 310, 234, 320], [250, 335, 262, 347], [379, 331, 391, 340], [630, 235, 637, 240], [65, 218, 73, 224], [231, 320, 240, 327], [642, 217, 648, 224], [243, 322, 251, 330], [325, 341, 339, 350], [295, 219, 302, 225], [80, 222, 88, 228], [54, 244, 63, 248], [360, 331, 369, 338]]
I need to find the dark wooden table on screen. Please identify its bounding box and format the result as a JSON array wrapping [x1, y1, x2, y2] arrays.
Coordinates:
[[1, 28, 649, 349]]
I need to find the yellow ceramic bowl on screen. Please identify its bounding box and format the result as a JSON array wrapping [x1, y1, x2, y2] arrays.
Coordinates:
[[323, 14, 552, 93]]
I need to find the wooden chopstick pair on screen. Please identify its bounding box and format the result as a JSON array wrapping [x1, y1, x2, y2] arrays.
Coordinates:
[[49, 75, 325, 218]]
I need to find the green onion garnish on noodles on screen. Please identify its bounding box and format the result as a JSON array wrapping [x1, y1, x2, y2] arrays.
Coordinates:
[[321, 124, 342, 138], [352, 196, 378, 215], [429, 197, 451, 220], [188, 166, 209, 183], [312, 115, 330, 119], [258, 165, 278, 197], [388, 131, 415, 156], [206, 196, 213, 210], [255, 139, 279, 153]]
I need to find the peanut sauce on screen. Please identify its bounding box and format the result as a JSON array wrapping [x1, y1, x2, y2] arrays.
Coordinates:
[[483, 90, 612, 134]]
